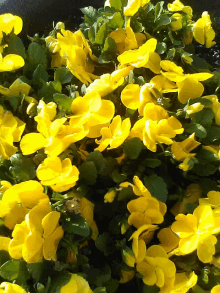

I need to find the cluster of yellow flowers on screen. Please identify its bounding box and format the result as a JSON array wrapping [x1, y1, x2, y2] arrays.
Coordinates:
[[0, 0, 220, 291]]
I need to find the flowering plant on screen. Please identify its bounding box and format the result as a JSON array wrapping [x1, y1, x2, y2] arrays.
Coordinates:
[[0, 1, 220, 292]]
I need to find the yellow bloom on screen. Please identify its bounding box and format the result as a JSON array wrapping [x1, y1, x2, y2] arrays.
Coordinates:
[[0, 180, 49, 230], [20, 101, 88, 156], [0, 282, 27, 293], [157, 227, 180, 254], [170, 13, 182, 31], [0, 13, 22, 35], [37, 157, 79, 192], [160, 272, 198, 293], [127, 195, 167, 228], [211, 285, 220, 293], [171, 183, 202, 216], [193, 11, 216, 48], [178, 157, 196, 171], [0, 53, 24, 72], [86, 66, 133, 97], [120, 175, 151, 197], [124, 0, 150, 16], [160, 60, 213, 104], [199, 191, 220, 208], [0, 105, 25, 160], [109, 19, 146, 54], [104, 189, 117, 203], [60, 273, 92, 293], [119, 270, 135, 283], [129, 224, 158, 263], [167, 0, 192, 18], [9, 200, 63, 263], [136, 245, 176, 288], [171, 133, 200, 161], [184, 102, 204, 115], [95, 115, 131, 152], [171, 205, 219, 263], [118, 38, 161, 74]]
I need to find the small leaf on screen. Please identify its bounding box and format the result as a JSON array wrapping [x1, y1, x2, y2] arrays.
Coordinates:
[[27, 42, 47, 70], [33, 64, 49, 88], [54, 67, 73, 84], [0, 259, 20, 281], [142, 158, 161, 168], [123, 137, 143, 159], [87, 151, 106, 174], [144, 174, 168, 203], [4, 34, 26, 59], [53, 93, 73, 114], [184, 123, 207, 138], [66, 216, 91, 237], [9, 153, 36, 182], [156, 42, 167, 55], [109, 0, 122, 10], [155, 1, 164, 21], [192, 108, 214, 126], [79, 161, 97, 185], [117, 187, 134, 201]]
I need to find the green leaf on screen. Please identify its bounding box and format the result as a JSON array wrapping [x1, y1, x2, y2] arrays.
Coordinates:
[[188, 97, 212, 107], [154, 15, 171, 31], [142, 158, 161, 168], [185, 203, 198, 214], [95, 23, 109, 45], [143, 284, 159, 293], [108, 12, 124, 29], [81, 6, 100, 25], [0, 259, 20, 281], [123, 137, 143, 159], [95, 233, 115, 256], [33, 64, 49, 88], [156, 42, 167, 55], [93, 288, 107, 293], [203, 126, 220, 143], [144, 174, 168, 203], [53, 93, 73, 114], [111, 169, 127, 183], [27, 42, 47, 70], [88, 264, 111, 287], [191, 55, 210, 72], [66, 216, 91, 237], [167, 48, 176, 60], [154, 1, 164, 21], [48, 272, 71, 293], [192, 108, 214, 126], [194, 164, 217, 177], [117, 187, 134, 201], [109, 0, 122, 10], [54, 67, 73, 84], [79, 161, 97, 185], [87, 151, 106, 174], [0, 251, 10, 267], [27, 262, 44, 283], [9, 153, 36, 182], [4, 34, 26, 59], [196, 149, 219, 163], [38, 81, 62, 103], [184, 123, 207, 138], [109, 216, 123, 234], [103, 279, 119, 293], [102, 37, 117, 55]]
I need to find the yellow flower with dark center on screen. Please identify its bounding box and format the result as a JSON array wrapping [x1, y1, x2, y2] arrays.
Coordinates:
[[0, 282, 27, 293], [109, 19, 146, 54], [95, 115, 131, 152], [193, 11, 216, 48], [167, 0, 192, 18], [124, 0, 150, 16], [171, 133, 200, 161], [136, 245, 176, 288], [118, 38, 161, 74], [37, 157, 79, 192], [0, 105, 25, 160], [127, 194, 167, 228], [0, 180, 49, 230], [160, 60, 213, 104], [60, 273, 92, 293], [9, 200, 64, 263], [170, 13, 182, 31], [171, 204, 219, 263]]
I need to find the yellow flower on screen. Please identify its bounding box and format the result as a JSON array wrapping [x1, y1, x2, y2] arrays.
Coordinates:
[[120, 176, 151, 197], [171, 133, 200, 161], [157, 227, 180, 254], [124, 0, 150, 16], [95, 116, 131, 152], [9, 200, 63, 263], [0, 105, 25, 160], [127, 195, 167, 228], [171, 183, 202, 216], [167, 0, 192, 18], [109, 19, 146, 54], [129, 224, 158, 263], [37, 157, 79, 192], [171, 205, 219, 263], [0, 53, 24, 72], [86, 66, 133, 97], [178, 157, 196, 171], [104, 189, 117, 203], [119, 270, 135, 284], [118, 38, 161, 74], [0, 13, 22, 35], [60, 273, 92, 293], [0, 282, 27, 293], [170, 13, 182, 31], [211, 285, 220, 293], [193, 11, 216, 48], [136, 245, 176, 288], [160, 272, 198, 293], [0, 180, 12, 196], [199, 191, 220, 208], [0, 180, 49, 230], [202, 95, 220, 125], [184, 102, 204, 115], [20, 101, 88, 156], [160, 60, 213, 104]]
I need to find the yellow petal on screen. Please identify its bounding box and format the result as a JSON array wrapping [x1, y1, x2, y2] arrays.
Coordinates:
[[20, 133, 47, 155], [42, 211, 61, 238], [177, 77, 204, 104], [43, 226, 64, 261], [22, 231, 44, 263], [121, 84, 140, 110]]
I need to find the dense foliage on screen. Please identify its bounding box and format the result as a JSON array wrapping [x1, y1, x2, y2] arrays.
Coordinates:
[[0, 0, 220, 292]]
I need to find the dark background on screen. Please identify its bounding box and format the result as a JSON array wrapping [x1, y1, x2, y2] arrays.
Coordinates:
[[0, 0, 219, 40]]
